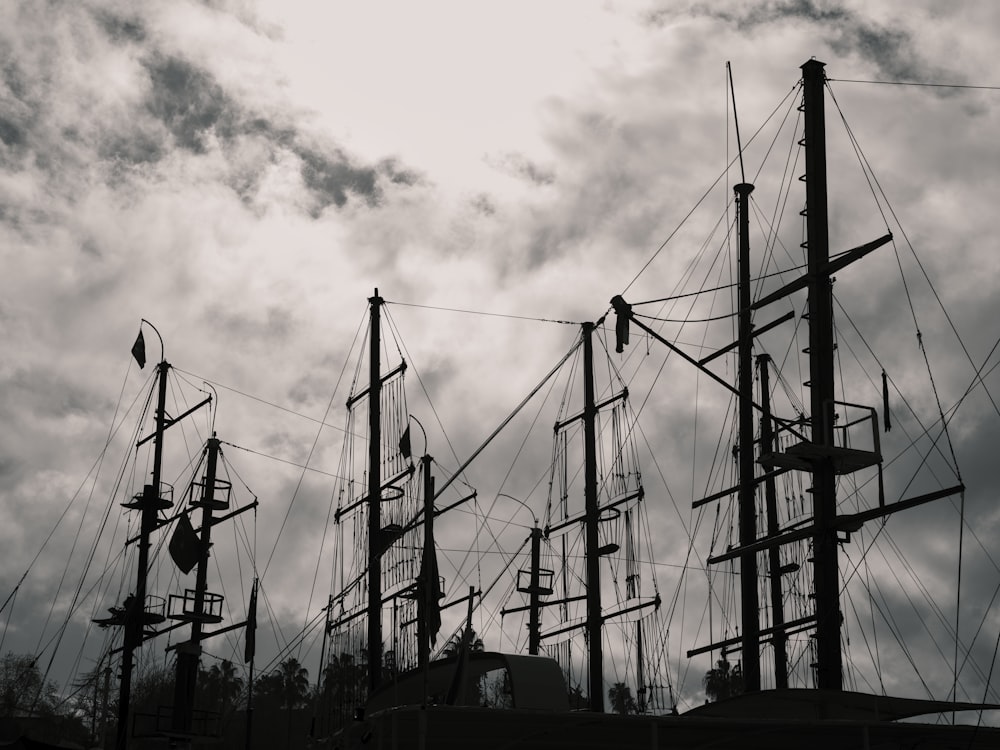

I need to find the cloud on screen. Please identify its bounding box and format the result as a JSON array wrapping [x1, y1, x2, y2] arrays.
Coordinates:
[[652, 0, 965, 86], [486, 151, 557, 186]]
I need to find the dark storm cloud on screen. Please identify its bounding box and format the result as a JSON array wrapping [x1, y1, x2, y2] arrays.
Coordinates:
[[651, 0, 951, 84], [298, 146, 379, 213], [378, 157, 421, 187], [0, 61, 38, 164], [0, 114, 27, 149], [91, 7, 146, 44], [134, 52, 423, 213], [143, 54, 239, 153], [1, 2, 423, 217]]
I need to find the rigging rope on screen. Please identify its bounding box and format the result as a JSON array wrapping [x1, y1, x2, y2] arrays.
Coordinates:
[[386, 299, 579, 326], [259, 308, 366, 584], [621, 85, 799, 294], [828, 78, 1000, 91]]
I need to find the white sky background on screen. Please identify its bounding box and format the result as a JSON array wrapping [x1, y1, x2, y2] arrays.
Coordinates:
[[2, 0, 1000, 713]]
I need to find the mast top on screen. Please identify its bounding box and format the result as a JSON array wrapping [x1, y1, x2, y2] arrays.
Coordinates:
[[801, 58, 827, 77]]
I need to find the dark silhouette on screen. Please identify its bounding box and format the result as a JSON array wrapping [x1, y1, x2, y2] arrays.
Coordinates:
[[608, 682, 639, 714], [703, 658, 744, 702], [567, 683, 587, 710], [203, 659, 244, 718]]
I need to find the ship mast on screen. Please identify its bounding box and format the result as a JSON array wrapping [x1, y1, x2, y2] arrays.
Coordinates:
[[799, 59, 844, 690], [170, 435, 222, 742], [758, 354, 789, 687], [367, 290, 384, 693], [610, 57, 961, 699], [735, 181, 761, 692], [116, 357, 169, 750], [582, 321, 604, 712]]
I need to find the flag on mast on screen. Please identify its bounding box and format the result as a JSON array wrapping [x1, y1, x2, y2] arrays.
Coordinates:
[[168, 513, 200, 574], [244, 579, 258, 663], [131, 330, 146, 369]]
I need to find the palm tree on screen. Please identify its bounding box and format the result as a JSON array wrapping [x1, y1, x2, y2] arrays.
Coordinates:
[[276, 658, 310, 748], [608, 682, 639, 715], [441, 627, 484, 705], [703, 658, 744, 702], [316, 653, 368, 734], [567, 683, 587, 710], [204, 660, 244, 716], [441, 627, 484, 657]]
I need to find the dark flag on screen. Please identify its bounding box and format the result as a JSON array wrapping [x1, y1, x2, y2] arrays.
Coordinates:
[[418, 538, 442, 647], [610, 295, 632, 353], [399, 425, 411, 459], [131, 330, 146, 369], [168, 513, 200, 574], [244, 580, 258, 663], [882, 369, 892, 432]]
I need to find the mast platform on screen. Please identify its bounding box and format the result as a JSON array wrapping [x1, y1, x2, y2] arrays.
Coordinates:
[[760, 442, 881, 475]]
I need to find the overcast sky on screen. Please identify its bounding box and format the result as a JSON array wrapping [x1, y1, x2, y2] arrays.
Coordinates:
[[2, 0, 1000, 715]]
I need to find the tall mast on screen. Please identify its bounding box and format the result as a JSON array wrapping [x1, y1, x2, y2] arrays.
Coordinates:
[[758, 354, 788, 687], [367, 290, 384, 693], [801, 59, 842, 691], [116, 359, 169, 750], [417, 454, 435, 668], [527, 526, 543, 656], [172, 435, 221, 741], [582, 322, 604, 712], [735, 181, 761, 692], [636, 621, 646, 712]]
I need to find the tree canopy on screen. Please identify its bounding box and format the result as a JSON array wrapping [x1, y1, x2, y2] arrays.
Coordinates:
[[703, 658, 744, 702]]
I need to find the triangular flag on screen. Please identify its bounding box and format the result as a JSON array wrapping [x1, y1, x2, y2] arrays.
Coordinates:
[[168, 513, 201, 574], [131, 330, 146, 369], [399, 425, 411, 459], [244, 580, 258, 663]]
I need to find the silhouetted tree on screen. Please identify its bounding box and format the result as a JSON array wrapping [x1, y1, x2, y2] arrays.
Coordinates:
[[442, 627, 484, 657], [703, 658, 743, 702], [267, 658, 309, 747], [608, 682, 638, 715], [316, 653, 366, 735], [0, 652, 60, 718], [203, 659, 244, 717], [1, 652, 89, 746], [567, 683, 587, 710]]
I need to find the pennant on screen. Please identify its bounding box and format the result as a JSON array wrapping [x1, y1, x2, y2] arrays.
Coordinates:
[[244, 580, 258, 663], [131, 330, 146, 369], [882, 369, 891, 432], [399, 425, 411, 459], [168, 513, 201, 574]]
